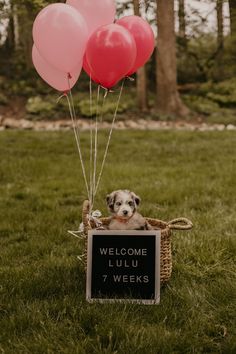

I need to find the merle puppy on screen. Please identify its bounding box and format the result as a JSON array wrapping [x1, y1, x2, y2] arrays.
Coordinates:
[[106, 190, 152, 230]]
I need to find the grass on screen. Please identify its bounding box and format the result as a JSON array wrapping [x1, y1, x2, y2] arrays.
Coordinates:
[[0, 130, 236, 353]]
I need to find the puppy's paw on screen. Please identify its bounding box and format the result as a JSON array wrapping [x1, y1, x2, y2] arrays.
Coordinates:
[[96, 226, 107, 230], [145, 221, 153, 230]]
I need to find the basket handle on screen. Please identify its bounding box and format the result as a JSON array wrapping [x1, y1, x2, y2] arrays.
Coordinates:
[[167, 218, 193, 230]]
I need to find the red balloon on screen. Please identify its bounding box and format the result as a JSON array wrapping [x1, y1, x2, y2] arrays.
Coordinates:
[[83, 55, 100, 84], [116, 16, 155, 75], [86, 24, 137, 89]]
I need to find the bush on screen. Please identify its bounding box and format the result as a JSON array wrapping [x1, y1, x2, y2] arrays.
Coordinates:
[[26, 91, 136, 120], [199, 79, 236, 96], [206, 92, 236, 107], [183, 95, 219, 115], [177, 34, 219, 83], [0, 92, 8, 105], [197, 79, 236, 108], [78, 98, 135, 118], [26, 96, 58, 119]]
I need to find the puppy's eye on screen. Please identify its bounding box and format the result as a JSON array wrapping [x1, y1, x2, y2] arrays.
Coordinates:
[[116, 202, 121, 206], [128, 201, 133, 206]]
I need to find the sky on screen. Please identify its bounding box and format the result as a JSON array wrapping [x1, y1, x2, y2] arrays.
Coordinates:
[[184, 0, 230, 35]]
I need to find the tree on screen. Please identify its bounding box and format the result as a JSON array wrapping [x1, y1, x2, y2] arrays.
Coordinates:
[[229, 0, 236, 36], [133, 0, 148, 111], [217, 0, 224, 49], [178, 0, 187, 45], [12, 4, 20, 50], [216, 0, 224, 77], [156, 0, 189, 116]]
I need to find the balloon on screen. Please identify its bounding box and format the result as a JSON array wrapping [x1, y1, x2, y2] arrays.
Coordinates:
[[83, 55, 100, 84], [67, 0, 116, 38], [33, 3, 88, 73], [86, 24, 137, 89], [32, 45, 82, 92], [116, 16, 155, 75]]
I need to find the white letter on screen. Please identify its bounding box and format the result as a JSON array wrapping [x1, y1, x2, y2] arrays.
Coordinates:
[[116, 260, 122, 267], [127, 249, 134, 256], [136, 276, 142, 283], [113, 275, 121, 282], [132, 260, 138, 268], [130, 275, 135, 283], [100, 248, 107, 255], [123, 275, 128, 283], [124, 260, 130, 268]]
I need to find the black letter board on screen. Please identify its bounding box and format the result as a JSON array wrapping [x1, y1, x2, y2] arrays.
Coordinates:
[[86, 230, 161, 304]]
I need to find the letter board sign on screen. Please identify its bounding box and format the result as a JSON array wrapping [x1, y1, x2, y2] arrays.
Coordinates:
[[86, 230, 161, 304]]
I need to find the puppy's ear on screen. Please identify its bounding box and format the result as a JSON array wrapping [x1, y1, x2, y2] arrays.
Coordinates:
[[131, 192, 141, 207], [106, 192, 116, 212]]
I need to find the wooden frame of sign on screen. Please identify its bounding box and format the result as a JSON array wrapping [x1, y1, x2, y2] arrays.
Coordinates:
[[86, 230, 161, 305]]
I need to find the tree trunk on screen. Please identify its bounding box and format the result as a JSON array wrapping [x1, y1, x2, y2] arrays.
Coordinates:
[[133, 0, 139, 15], [217, 0, 224, 49], [13, 4, 20, 50], [178, 0, 186, 43], [156, 0, 189, 116], [216, 0, 224, 77], [229, 0, 236, 36], [3, 1, 15, 53], [133, 0, 148, 111], [17, 6, 34, 70]]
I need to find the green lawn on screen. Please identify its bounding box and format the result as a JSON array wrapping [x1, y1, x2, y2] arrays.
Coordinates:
[[0, 130, 236, 353]]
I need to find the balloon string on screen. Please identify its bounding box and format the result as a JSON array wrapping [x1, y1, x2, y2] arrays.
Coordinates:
[[100, 89, 108, 123], [65, 93, 89, 198], [89, 75, 94, 213], [91, 86, 108, 209], [91, 84, 100, 209], [64, 75, 90, 199], [57, 93, 67, 103], [94, 79, 125, 198]]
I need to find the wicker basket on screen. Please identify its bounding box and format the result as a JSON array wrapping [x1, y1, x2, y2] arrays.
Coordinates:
[[82, 200, 193, 284]]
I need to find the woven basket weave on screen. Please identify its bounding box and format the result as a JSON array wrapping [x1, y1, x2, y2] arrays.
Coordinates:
[[82, 200, 193, 284]]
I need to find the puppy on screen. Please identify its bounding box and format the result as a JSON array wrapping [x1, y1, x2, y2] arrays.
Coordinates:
[[106, 190, 152, 230]]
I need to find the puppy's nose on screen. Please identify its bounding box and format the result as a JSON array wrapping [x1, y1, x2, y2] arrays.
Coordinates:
[[123, 210, 128, 216]]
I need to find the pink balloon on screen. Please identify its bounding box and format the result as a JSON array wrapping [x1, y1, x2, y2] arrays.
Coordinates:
[[86, 24, 137, 89], [33, 3, 88, 73], [67, 0, 116, 38], [32, 45, 82, 92], [83, 55, 100, 84], [116, 16, 155, 75]]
